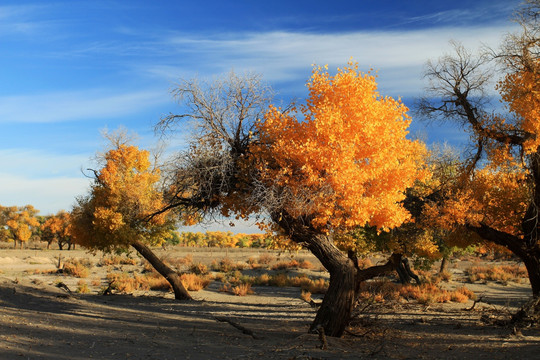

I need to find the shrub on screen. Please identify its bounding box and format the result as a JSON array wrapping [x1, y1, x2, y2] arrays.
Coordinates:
[[63, 260, 90, 278], [232, 283, 254, 296], [300, 290, 312, 303], [257, 254, 275, 265], [180, 273, 212, 291], [99, 255, 137, 266], [190, 262, 209, 275], [76, 280, 90, 294], [466, 264, 527, 284]]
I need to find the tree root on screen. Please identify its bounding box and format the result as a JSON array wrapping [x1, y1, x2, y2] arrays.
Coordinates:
[[511, 296, 540, 326]]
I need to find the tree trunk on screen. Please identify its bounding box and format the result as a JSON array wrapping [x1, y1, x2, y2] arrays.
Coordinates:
[[306, 233, 357, 337], [469, 224, 540, 296], [131, 240, 192, 300], [439, 256, 449, 274], [522, 252, 540, 296]]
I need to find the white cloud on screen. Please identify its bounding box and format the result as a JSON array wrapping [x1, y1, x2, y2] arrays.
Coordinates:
[[0, 89, 168, 124], [153, 25, 519, 97], [0, 173, 90, 215], [0, 149, 89, 178], [0, 149, 92, 214]]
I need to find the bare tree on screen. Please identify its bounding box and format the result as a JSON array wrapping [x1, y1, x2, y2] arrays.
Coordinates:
[[417, 2, 540, 300]]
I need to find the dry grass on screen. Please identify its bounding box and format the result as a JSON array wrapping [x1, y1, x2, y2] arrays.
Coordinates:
[[62, 260, 90, 278], [270, 259, 313, 270], [232, 283, 254, 296], [190, 262, 209, 275], [76, 280, 90, 294], [466, 264, 528, 284], [180, 273, 212, 291], [99, 255, 137, 266], [300, 290, 312, 303], [211, 258, 245, 272], [357, 257, 374, 269], [357, 280, 476, 305]]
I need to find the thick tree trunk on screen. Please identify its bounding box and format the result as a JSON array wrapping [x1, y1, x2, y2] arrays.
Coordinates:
[[522, 253, 540, 296], [307, 234, 357, 337], [275, 213, 402, 337], [131, 240, 192, 300]]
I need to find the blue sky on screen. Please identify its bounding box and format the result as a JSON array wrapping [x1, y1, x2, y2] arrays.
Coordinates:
[[0, 1, 521, 228]]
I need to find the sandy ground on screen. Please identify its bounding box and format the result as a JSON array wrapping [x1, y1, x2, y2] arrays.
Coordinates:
[[1, 246, 539, 359]]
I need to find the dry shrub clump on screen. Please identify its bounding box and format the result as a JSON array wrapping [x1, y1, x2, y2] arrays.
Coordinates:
[[271, 259, 313, 270], [357, 257, 374, 269], [180, 273, 212, 291], [251, 273, 328, 293], [99, 255, 137, 266], [257, 254, 276, 265], [211, 258, 245, 272], [106, 271, 212, 293], [232, 283, 254, 296], [466, 264, 528, 284], [358, 280, 475, 305], [76, 280, 90, 294], [62, 259, 91, 278], [190, 262, 209, 275]]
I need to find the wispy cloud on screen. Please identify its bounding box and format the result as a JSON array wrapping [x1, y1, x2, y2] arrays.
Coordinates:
[[0, 173, 90, 215], [0, 149, 93, 214], [0, 89, 168, 124], [143, 24, 518, 98]]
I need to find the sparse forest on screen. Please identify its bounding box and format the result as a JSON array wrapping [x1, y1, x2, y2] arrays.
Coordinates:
[[1, 1, 540, 358]]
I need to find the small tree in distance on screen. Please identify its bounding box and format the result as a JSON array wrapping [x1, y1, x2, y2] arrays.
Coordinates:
[[71, 132, 191, 300]]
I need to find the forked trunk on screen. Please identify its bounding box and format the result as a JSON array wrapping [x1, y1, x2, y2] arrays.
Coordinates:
[[131, 240, 192, 300], [306, 233, 357, 337]]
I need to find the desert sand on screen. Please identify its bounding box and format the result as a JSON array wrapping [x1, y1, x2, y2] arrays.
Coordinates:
[[1, 246, 539, 359]]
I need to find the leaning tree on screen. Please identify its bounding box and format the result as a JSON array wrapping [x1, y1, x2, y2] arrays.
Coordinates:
[[417, 1, 540, 299], [157, 65, 427, 337], [71, 133, 192, 300]]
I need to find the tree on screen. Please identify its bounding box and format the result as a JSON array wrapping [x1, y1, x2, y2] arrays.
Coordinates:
[[417, 1, 540, 297], [41, 211, 75, 250], [158, 65, 427, 336], [0, 205, 39, 249], [71, 135, 191, 300]]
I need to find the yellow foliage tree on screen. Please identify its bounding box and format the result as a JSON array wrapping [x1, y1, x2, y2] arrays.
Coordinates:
[[71, 138, 191, 300], [41, 211, 74, 250], [418, 2, 540, 298], [160, 63, 427, 336], [1, 205, 39, 249]]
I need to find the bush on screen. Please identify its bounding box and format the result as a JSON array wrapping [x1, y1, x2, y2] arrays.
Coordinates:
[[232, 283, 254, 296], [63, 260, 90, 278], [180, 273, 212, 291]]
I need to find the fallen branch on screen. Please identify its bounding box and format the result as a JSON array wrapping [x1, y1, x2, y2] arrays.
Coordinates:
[[214, 316, 262, 340], [55, 282, 72, 296], [465, 296, 484, 311]]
